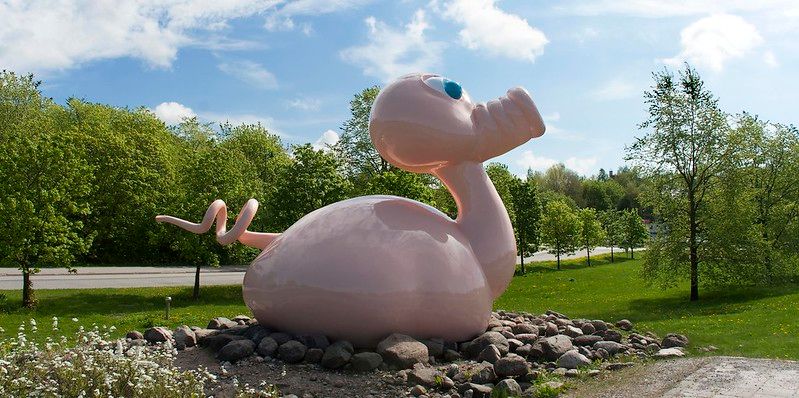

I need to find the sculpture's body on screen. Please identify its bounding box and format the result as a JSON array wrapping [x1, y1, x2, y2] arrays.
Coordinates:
[[157, 73, 545, 346]]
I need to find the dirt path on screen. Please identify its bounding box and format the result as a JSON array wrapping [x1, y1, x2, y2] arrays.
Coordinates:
[[566, 357, 799, 398]]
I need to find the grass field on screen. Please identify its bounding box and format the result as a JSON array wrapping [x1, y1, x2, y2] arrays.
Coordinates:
[[2, 254, 798, 359]]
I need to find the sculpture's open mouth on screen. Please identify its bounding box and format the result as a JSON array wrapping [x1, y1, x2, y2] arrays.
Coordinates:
[[472, 87, 545, 161]]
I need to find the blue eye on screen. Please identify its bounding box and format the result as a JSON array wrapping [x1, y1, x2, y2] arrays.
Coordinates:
[[424, 76, 463, 100]]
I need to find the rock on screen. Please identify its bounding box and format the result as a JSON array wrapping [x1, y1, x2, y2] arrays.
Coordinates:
[[495, 354, 530, 377], [202, 333, 247, 351], [511, 323, 538, 335], [578, 345, 594, 360], [351, 352, 383, 371], [595, 348, 609, 360], [257, 336, 278, 357], [544, 322, 558, 336], [552, 368, 567, 376], [603, 330, 622, 343], [565, 369, 580, 377], [515, 344, 532, 357], [421, 338, 445, 358], [270, 332, 293, 345], [593, 341, 625, 356], [278, 341, 307, 364], [218, 339, 255, 362], [556, 350, 591, 369], [540, 381, 564, 391], [207, 317, 237, 330], [231, 315, 251, 323], [541, 335, 573, 360], [564, 325, 584, 338], [126, 331, 143, 340], [193, 328, 218, 343], [476, 344, 501, 364], [410, 385, 427, 397], [296, 334, 330, 350], [407, 367, 444, 387], [580, 323, 596, 335], [454, 362, 496, 384], [321, 341, 354, 369], [243, 325, 270, 344], [662, 334, 689, 348], [304, 348, 324, 364], [494, 378, 523, 396], [173, 325, 197, 350], [444, 349, 461, 362], [144, 327, 172, 344], [377, 334, 429, 369], [591, 320, 608, 331], [458, 383, 492, 398], [573, 335, 602, 346], [616, 319, 633, 331], [514, 333, 538, 345], [465, 332, 509, 358], [507, 338, 523, 352], [654, 348, 685, 358], [588, 369, 601, 377]]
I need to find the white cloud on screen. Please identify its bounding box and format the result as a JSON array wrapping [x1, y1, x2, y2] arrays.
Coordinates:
[[516, 151, 598, 176], [312, 129, 340, 151], [264, 0, 372, 32], [590, 79, 638, 101], [543, 112, 561, 122], [763, 50, 779, 68], [218, 60, 278, 89], [662, 14, 763, 72], [340, 10, 444, 82], [0, 1, 281, 74], [153, 102, 197, 125], [557, 1, 798, 18], [443, 0, 548, 62], [287, 97, 322, 111]]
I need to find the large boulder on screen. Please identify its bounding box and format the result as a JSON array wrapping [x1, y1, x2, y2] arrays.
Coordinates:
[[541, 335, 573, 361], [203, 334, 247, 351], [144, 327, 172, 344], [662, 334, 689, 348], [556, 350, 591, 369], [464, 332, 509, 358], [173, 325, 197, 350], [377, 334, 428, 369], [593, 341, 625, 356], [495, 378, 523, 397], [655, 347, 685, 358], [351, 352, 383, 371], [476, 344, 502, 364], [278, 341, 307, 364], [320, 341, 354, 369], [256, 336, 278, 357], [218, 339, 255, 362], [407, 367, 445, 387], [494, 354, 530, 377]]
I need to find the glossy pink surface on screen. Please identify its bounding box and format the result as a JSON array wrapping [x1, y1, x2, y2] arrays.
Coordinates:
[[157, 72, 545, 346]]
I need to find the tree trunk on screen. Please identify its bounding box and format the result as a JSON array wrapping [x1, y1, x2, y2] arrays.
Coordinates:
[[193, 264, 201, 300], [689, 195, 699, 301], [630, 244, 635, 259], [586, 244, 591, 266], [556, 252, 561, 270], [610, 246, 614, 262], [22, 268, 35, 308]]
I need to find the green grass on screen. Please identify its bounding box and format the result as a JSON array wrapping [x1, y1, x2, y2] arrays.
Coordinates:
[[497, 254, 799, 360], [2, 254, 798, 359]]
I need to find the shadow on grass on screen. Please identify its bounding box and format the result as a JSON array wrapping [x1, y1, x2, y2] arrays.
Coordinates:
[[519, 253, 636, 274]]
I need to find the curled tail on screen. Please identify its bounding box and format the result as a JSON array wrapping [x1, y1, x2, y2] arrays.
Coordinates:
[[156, 199, 280, 250]]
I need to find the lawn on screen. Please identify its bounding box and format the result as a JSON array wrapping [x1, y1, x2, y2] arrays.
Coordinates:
[[1, 254, 798, 359]]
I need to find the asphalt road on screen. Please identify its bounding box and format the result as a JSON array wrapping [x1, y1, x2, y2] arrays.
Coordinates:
[[0, 247, 637, 290]]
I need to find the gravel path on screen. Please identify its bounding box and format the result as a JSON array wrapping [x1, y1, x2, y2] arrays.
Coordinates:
[[566, 357, 799, 398]]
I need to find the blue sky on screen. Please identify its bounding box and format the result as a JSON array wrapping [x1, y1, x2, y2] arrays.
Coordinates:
[[2, 0, 797, 176]]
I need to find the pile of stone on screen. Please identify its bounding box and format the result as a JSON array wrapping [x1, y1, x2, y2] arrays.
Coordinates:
[[128, 311, 690, 398]]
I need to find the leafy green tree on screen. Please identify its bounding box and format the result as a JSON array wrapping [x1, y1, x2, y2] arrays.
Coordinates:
[[578, 208, 606, 266], [540, 201, 581, 270], [582, 178, 625, 211], [335, 86, 386, 177], [510, 178, 541, 274], [0, 72, 94, 307], [533, 163, 584, 207], [599, 210, 623, 262], [619, 209, 648, 259], [486, 163, 518, 224], [627, 65, 729, 301]]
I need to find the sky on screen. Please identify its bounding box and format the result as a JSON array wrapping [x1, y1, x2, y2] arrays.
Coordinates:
[[1, 0, 797, 177]]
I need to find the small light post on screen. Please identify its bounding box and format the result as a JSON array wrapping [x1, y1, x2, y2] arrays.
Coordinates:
[[165, 296, 172, 320]]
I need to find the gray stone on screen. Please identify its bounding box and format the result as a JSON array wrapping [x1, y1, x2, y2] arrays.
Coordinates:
[[654, 348, 685, 358], [218, 339, 255, 362], [377, 333, 429, 369], [454, 362, 496, 384], [556, 350, 591, 369], [541, 335, 574, 360], [296, 334, 330, 350], [591, 320, 609, 331], [511, 323, 538, 335], [565, 369, 580, 377], [231, 315, 251, 323], [495, 378, 523, 396], [173, 325, 197, 350], [257, 336, 278, 357], [495, 353, 530, 377], [458, 383, 492, 398], [203, 333, 246, 351], [126, 331, 143, 340], [603, 329, 623, 343], [444, 349, 461, 362], [564, 325, 584, 338], [304, 348, 324, 363], [193, 328, 218, 344], [514, 333, 538, 345], [207, 317, 237, 330], [580, 323, 596, 335], [515, 344, 532, 357], [278, 340, 307, 363], [593, 341, 625, 356], [544, 322, 558, 336], [662, 334, 689, 348], [465, 332, 509, 358], [321, 341, 354, 369], [243, 325, 270, 344], [270, 332, 293, 345], [351, 352, 383, 371], [407, 367, 445, 387], [410, 385, 427, 397], [616, 319, 633, 331], [476, 344, 501, 364], [573, 334, 602, 346], [144, 327, 172, 344], [421, 338, 445, 358]]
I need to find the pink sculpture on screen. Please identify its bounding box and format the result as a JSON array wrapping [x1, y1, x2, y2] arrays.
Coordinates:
[[156, 73, 545, 346]]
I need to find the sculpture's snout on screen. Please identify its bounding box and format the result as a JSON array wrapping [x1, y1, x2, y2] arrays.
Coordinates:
[[473, 87, 545, 161]]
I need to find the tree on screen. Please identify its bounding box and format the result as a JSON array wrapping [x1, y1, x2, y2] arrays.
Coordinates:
[[335, 86, 387, 177], [582, 178, 625, 211], [533, 163, 584, 207], [578, 208, 605, 266], [510, 178, 541, 274], [627, 65, 729, 301], [599, 210, 623, 262], [486, 163, 517, 224], [540, 201, 581, 270], [619, 209, 648, 259], [0, 72, 94, 307]]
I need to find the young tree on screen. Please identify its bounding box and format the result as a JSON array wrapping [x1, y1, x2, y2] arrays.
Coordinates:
[[627, 65, 729, 301], [510, 178, 541, 274], [619, 209, 648, 259], [578, 208, 606, 266], [540, 201, 581, 270], [334, 86, 386, 177], [0, 72, 94, 307], [599, 210, 622, 262]]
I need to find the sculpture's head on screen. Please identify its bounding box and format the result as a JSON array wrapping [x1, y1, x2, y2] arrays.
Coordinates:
[[369, 73, 545, 173]]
